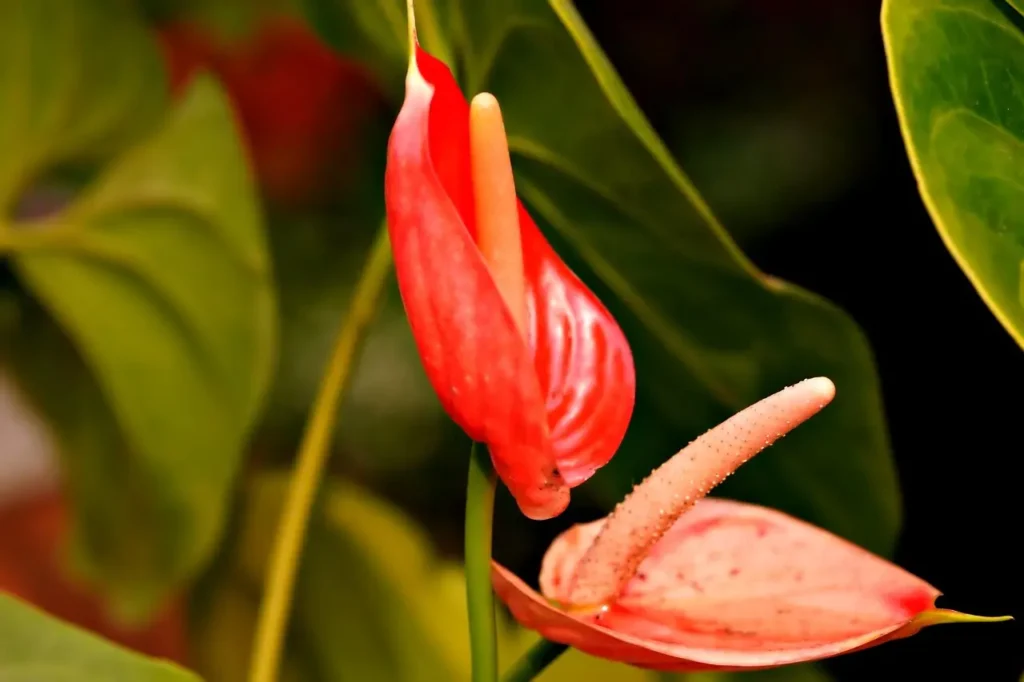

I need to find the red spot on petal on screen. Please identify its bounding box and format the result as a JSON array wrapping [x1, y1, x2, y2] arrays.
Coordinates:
[[885, 588, 936, 617]]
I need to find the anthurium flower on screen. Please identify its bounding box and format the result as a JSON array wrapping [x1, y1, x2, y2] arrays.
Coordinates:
[[493, 378, 1007, 671], [384, 13, 635, 519]]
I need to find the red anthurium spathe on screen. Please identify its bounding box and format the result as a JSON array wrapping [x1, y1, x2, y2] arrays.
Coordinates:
[[493, 378, 1008, 671], [384, 7, 635, 519]]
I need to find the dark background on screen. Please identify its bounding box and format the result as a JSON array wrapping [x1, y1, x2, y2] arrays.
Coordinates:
[[573, 1, 1022, 679]]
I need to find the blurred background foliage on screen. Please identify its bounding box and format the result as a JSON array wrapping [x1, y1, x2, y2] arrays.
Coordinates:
[[0, 0, 1020, 680]]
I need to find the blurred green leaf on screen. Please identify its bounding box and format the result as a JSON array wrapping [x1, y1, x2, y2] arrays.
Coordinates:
[[190, 581, 262, 682], [265, 215, 449, 475], [0, 0, 165, 211], [883, 0, 1024, 350], [144, 0, 305, 38], [333, 299, 449, 470], [302, 0, 453, 96], [303, 0, 898, 554], [0, 0, 276, 619], [288, 480, 469, 681], [0, 593, 199, 682], [192, 473, 470, 682], [668, 93, 868, 245], [528, 647, 655, 682]]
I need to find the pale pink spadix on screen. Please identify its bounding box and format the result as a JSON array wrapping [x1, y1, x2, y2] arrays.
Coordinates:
[[491, 378, 1008, 672], [566, 377, 836, 609]]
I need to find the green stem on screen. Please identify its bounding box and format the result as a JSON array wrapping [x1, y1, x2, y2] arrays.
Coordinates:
[[247, 226, 393, 682], [466, 441, 499, 682], [501, 638, 569, 682]]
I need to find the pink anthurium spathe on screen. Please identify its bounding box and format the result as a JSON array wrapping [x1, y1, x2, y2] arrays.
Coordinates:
[[384, 4, 635, 519], [493, 378, 1008, 671]]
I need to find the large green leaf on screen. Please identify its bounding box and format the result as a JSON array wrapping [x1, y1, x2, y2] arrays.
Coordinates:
[[883, 0, 1024, 350], [0, 593, 199, 682], [304, 0, 899, 553], [0, 0, 275, 619], [0, 1, 164, 210]]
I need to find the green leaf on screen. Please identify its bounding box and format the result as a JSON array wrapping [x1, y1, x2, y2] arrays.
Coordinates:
[[0, 0, 276, 618], [0, 0, 165, 211], [668, 95, 869, 245], [529, 648, 656, 682], [883, 0, 1024, 350], [192, 474, 471, 682], [304, 0, 898, 553], [0, 593, 199, 682], [302, 0, 454, 96], [140, 0, 308, 39], [266, 217, 450, 474]]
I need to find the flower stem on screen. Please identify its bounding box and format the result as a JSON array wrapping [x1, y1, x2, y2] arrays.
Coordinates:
[[502, 638, 569, 682], [247, 226, 392, 682], [466, 441, 499, 682]]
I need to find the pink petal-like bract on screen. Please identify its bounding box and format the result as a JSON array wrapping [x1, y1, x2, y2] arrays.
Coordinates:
[[493, 379, 1007, 670], [384, 11, 635, 519]]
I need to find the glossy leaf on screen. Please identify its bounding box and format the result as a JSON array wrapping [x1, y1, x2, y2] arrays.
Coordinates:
[[0, 0, 276, 618], [883, 0, 1024, 350], [305, 0, 899, 553], [0, 593, 198, 682]]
